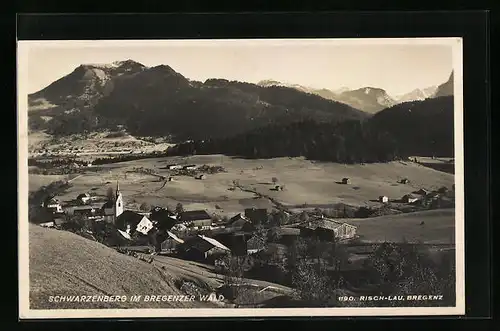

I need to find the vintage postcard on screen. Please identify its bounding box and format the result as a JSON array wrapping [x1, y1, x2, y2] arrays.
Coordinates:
[[18, 38, 464, 319]]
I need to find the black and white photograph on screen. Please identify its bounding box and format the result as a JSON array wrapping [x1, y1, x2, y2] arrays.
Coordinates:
[[17, 38, 464, 318]]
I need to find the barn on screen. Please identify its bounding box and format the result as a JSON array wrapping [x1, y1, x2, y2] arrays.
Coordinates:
[[244, 208, 268, 225], [179, 210, 213, 230], [160, 231, 185, 253], [296, 216, 357, 241], [402, 194, 420, 204], [179, 235, 231, 262]]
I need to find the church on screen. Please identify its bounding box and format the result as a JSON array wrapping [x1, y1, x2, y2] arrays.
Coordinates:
[[101, 182, 124, 223]]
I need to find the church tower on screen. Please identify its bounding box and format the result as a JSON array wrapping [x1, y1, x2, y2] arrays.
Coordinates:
[[115, 181, 124, 218]]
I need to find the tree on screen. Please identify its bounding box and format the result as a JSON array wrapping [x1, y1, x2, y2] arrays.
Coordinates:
[[291, 258, 335, 307], [220, 255, 246, 300], [175, 203, 184, 214], [140, 202, 150, 212], [106, 187, 115, 201]]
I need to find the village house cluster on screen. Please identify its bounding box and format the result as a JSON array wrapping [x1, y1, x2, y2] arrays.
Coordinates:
[[35, 168, 452, 266], [35, 179, 363, 265]]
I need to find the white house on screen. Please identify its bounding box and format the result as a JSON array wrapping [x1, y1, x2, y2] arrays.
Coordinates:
[[136, 217, 154, 235], [39, 221, 55, 228], [77, 193, 91, 205], [379, 195, 389, 203], [44, 197, 63, 213]]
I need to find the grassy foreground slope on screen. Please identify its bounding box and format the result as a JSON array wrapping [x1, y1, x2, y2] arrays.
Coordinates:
[[29, 224, 216, 309]]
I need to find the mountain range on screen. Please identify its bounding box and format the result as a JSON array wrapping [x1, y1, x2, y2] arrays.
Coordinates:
[[27, 60, 454, 159], [28, 60, 368, 141], [258, 74, 453, 113]]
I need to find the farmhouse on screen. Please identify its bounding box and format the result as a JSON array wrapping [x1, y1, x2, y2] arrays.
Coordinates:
[[183, 164, 198, 170], [246, 235, 266, 254], [400, 178, 410, 184], [72, 207, 97, 218], [179, 234, 231, 262], [296, 216, 357, 241], [170, 223, 188, 234], [115, 210, 154, 235], [179, 210, 213, 229], [117, 228, 132, 241], [76, 193, 91, 205], [213, 232, 249, 256], [39, 221, 55, 228], [160, 231, 184, 253], [149, 208, 178, 231], [341, 178, 351, 184], [244, 208, 268, 225], [227, 213, 255, 232], [379, 195, 389, 203], [44, 197, 63, 214], [195, 174, 207, 180], [414, 188, 430, 196], [166, 164, 183, 170], [268, 227, 301, 245], [402, 194, 420, 204]]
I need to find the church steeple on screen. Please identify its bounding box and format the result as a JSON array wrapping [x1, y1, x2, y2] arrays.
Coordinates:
[[116, 181, 120, 198], [114, 180, 124, 218]]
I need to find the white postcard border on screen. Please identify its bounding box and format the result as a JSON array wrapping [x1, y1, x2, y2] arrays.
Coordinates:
[[17, 37, 465, 319]]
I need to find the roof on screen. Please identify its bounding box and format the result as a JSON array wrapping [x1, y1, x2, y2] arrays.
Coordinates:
[[164, 231, 184, 244], [414, 189, 430, 195], [298, 217, 356, 231], [183, 235, 230, 253], [270, 227, 301, 236], [117, 229, 132, 240], [244, 208, 268, 221], [403, 193, 420, 199], [180, 210, 212, 222], [198, 235, 230, 250], [115, 211, 147, 231], [228, 213, 251, 225]]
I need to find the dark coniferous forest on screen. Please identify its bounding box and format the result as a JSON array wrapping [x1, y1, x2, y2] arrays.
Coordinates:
[[166, 96, 454, 163]]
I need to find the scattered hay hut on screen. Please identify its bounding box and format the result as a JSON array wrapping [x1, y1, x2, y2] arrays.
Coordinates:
[[379, 195, 389, 203], [438, 186, 449, 194], [402, 194, 420, 204]]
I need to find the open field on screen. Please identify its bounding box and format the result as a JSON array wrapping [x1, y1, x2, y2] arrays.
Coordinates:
[[28, 224, 293, 309], [345, 209, 455, 244], [37, 154, 454, 216], [28, 174, 70, 192]]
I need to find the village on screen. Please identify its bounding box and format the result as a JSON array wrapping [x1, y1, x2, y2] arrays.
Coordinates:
[[32, 157, 455, 275]]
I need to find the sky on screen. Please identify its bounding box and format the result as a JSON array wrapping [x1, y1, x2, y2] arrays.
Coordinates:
[[22, 39, 455, 98]]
